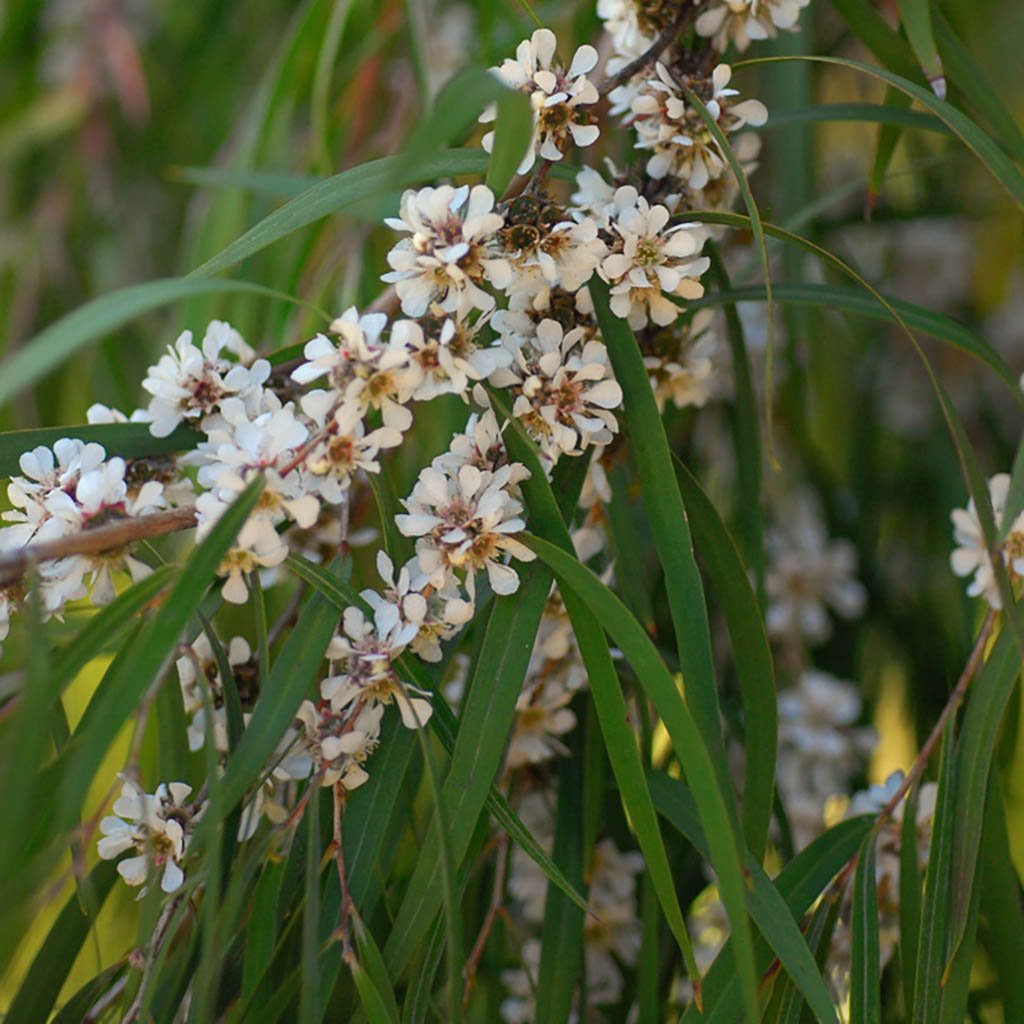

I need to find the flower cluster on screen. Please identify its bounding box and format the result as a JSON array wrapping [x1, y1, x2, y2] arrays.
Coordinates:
[[0, 0, 830, 975], [1, 437, 168, 631]]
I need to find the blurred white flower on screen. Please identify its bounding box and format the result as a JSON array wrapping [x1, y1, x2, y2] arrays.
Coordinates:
[[176, 634, 254, 752], [615, 62, 768, 187], [765, 492, 866, 644], [695, 0, 811, 53]]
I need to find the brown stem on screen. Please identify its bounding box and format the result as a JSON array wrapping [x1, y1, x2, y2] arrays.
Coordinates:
[[118, 894, 183, 1024], [0, 505, 198, 588], [832, 608, 998, 893], [598, 5, 697, 97], [331, 782, 355, 957], [462, 832, 510, 1009]]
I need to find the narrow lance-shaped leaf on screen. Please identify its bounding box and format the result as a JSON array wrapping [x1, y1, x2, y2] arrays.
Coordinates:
[[589, 280, 734, 807], [898, 0, 946, 97], [524, 533, 760, 1024], [850, 832, 882, 1024], [672, 456, 776, 861], [0, 280, 311, 409]]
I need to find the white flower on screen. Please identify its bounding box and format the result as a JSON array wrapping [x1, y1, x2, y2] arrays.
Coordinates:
[[617, 62, 768, 187], [362, 550, 473, 663], [393, 312, 510, 403], [950, 472, 1024, 610], [382, 185, 511, 318], [320, 604, 431, 729], [602, 197, 710, 328], [302, 401, 402, 505], [643, 308, 720, 410], [696, 0, 811, 53], [490, 318, 623, 461], [480, 29, 600, 175], [195, 489, 291, 605], [142, 321, 269, 438], [97, 778, 202, 895], [293, 308, 420, 432], [395, 461, 536, 598], [176, 634, 254, 751], [295, 698, 386, 789], [597, 0, 657, 58], [765, 492, 866, 644]]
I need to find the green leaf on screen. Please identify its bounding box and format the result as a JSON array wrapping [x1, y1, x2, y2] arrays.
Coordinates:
[[4, 861, 119, 1024], [867, 88, 912, 215], [912, 724, 957, 1021], [535, 736, 585, 1024], [351, 911, 401, 1024], [737, 55, 1024, 210], [978, 775, 1024, 1021], [899, 784, 923, 1018], [827, 0, 924, 79], [0, 279, 307, 409], [242, 859, 287, 1002], [933, 11, 1024, 166], [672, 456, 775, 860], [0, 422, 202, 477], [898, 0, 945, 97], [524, 533, 759, 1023], [760, 102, 947, 134], [208, 565, 341, 820], [484, 86, 533, 196], [171, 165, 320, 198], [489, 394, 699, 980], [188, 150, 489, 279], [689, 280, 1019, 394], [590, 279, 733, 801], [947, 626, 1023, 961], [850, 833, 882, 1024], [705, 245, 764, 590], [647, 772, 839, 1024], [300, 789, 322, 1024], [350, 957, 398, 1024], [679, 817, 871, 1023]]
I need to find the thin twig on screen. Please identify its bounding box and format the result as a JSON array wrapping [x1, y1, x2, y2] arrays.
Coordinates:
[[118, 894, 183, 1024], [0, 505, 198, 588], [462, 832, 510, 1009], [331, 781, 355, 957], [598, 5, 697, 97], [832, 607, 998, 893]]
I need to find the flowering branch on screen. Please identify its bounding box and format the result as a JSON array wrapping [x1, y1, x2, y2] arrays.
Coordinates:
[[0, 505, 198, 588], [598, 4, 698, 96]]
